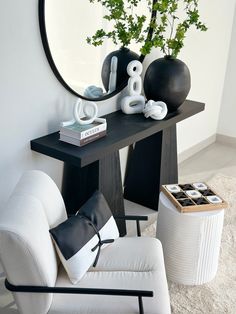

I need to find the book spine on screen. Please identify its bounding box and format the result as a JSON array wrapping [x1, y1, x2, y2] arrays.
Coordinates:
[[60, 130, 106, 147], [60, 122, 107, 140], [80, 122, 106, 140], [80, 131, 106, 146]]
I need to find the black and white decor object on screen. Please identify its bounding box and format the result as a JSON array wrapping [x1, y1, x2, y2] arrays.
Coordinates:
[[144, 56, 191, 112], [121, 60, 168, 120], [84, 56, 118, 98], [143, 100, 168, 121], [120, 60, 145, 114], [84, 85, 104, 99], [60, 98, 107, 146], [102, 47, 139, 92], [62, 97, 99, 127], [161, 182, 227, 213], [50, 191, 119, 284]]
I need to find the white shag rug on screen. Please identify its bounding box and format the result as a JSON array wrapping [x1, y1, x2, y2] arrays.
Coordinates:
[[143, 174, 236, 314]]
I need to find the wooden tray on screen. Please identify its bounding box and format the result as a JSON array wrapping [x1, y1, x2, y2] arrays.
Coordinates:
[[161, 183, 228, 213]]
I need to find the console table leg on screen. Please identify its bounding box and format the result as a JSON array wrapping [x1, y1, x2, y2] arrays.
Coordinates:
[[124, 125, 178, 210], [99, 151, 126, 236], [160, 125, 178, 185], [61, 151, 126, 236], [61, 162, 99, 216]]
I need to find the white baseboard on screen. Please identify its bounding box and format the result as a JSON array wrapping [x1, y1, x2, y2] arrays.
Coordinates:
[[178, 133, 236, 164], [216, 133, 236, 148], [178, 134, 216, 164]]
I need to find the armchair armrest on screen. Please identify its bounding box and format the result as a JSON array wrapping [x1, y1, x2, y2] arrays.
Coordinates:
[[5, 279, 153, 314], [114, 215, 148, 237]]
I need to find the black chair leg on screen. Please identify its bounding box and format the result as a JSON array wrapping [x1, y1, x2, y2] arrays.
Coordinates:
[[138, 296, 144, 314]]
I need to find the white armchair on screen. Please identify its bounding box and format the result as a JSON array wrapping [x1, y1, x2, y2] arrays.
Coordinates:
[[0, 170, 170, 314]]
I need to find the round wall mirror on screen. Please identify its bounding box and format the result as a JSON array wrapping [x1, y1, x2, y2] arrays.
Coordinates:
[[38, 0, 154, 101]]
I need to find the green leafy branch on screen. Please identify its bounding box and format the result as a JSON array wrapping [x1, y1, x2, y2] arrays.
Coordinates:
[[86, 0, 149, 48], [87, 0, 207, 58], [141, 0, 207, 57]]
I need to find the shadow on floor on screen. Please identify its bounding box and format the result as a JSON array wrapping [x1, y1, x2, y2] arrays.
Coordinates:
[[0, 308, 18, 314], [0, 276, 18, 314]]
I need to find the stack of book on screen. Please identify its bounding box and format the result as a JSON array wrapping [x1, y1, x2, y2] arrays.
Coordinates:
[[59, 118, 107, 147]]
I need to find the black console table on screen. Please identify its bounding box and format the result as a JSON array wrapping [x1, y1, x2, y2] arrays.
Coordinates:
[[31, 100, 205, 236]]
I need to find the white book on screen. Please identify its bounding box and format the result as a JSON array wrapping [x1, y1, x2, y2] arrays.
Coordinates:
[[60, 130, 106, 147], [60, 118, 107, 140]]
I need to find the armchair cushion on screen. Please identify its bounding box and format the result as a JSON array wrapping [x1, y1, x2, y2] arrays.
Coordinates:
[[49, 237, 171, 314], [50, 191, 119, 284]]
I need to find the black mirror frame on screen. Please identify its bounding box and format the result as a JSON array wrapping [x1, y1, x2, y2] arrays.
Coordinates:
[[38, 0, 157, 102]]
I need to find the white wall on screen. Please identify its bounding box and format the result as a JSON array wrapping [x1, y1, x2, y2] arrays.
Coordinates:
[[217, 6, 236, 138], [0, 0, 235, 207], [175, 0, 235, 154], [0, 0, 119, 206]]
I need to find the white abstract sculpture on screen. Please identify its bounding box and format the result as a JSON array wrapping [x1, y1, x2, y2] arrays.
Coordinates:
[[84, 85, 104, 98], [108, 56, 118, 93], [121, 60, 145, 114], [143, 100, 168, 120], [73, 98, 98, 125], [84, 56, 118, 98], [61, 98, 100, 127]]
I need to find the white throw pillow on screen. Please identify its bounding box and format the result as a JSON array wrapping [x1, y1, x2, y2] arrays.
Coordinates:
[[50, 191, 119, 284]]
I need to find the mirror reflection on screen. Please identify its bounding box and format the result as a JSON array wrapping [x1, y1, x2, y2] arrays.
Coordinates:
[[44, 0, 151, 100]]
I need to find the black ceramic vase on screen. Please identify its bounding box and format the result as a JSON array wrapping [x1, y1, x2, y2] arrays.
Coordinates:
[[144, 56, 191, 112], [101, 47, 139, 92]]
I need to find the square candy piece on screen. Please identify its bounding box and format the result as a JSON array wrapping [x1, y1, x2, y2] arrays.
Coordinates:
[[194, 197, 209, 205], [201, 189, 215, 196], [178, 199, 195, 207], [186, 190, 202, 198], [179, 184, 194, 191], [207, 195, 223, 204], [192, 182, 208, 190], [166, 184, 181, 193], [172, 192, 187, 199]]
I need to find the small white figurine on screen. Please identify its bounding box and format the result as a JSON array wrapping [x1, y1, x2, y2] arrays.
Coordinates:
[[61, 98, 104, 127], [121, 60, 145, 114], [73, 98, 98, 125], [84, 56, 118, 98], [84, 85, 104, 98], [108, 56, 118, 93], [143, 100, 168, 121]]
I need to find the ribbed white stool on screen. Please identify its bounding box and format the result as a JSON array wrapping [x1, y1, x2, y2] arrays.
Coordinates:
[[156, 192, 224, 285]]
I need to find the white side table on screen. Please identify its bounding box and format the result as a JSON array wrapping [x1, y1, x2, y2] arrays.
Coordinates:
[[156, 192, 224, 285]]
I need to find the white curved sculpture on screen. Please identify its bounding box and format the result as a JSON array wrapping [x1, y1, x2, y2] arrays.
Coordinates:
[[121, 60, 145, 115], [143, 100, 168, 120], [73, 98, 98, 125], [127, 76, 142, 96], [84, 85, 104, 98], [127, 60, 143, 77], [61, 98, 99, 127], [108, 56, 118, 93], [84, 56, 118, 98], [121, 95, 146, 115]]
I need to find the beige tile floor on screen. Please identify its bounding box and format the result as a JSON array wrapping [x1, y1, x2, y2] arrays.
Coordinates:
[[126, 142, 236, 234], [1, 142, 236, 313], [179, 142, 236, 182]]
